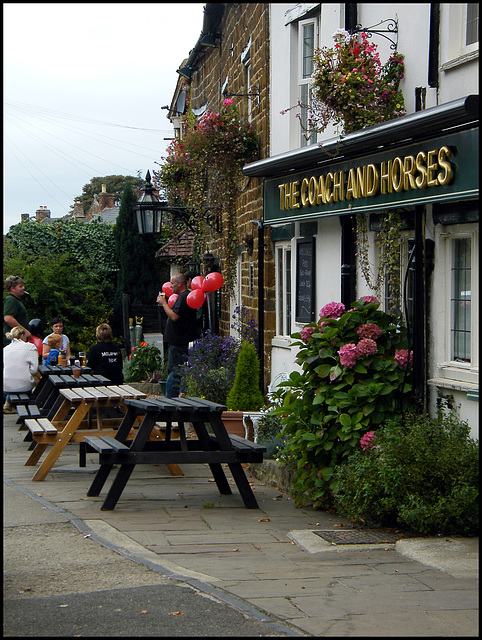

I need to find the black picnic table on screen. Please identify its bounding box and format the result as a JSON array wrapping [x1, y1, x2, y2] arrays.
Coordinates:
[[86, 396, 266, 511]]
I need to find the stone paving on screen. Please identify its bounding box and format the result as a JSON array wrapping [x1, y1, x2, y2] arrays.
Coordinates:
[[4, 413, 479, 636]]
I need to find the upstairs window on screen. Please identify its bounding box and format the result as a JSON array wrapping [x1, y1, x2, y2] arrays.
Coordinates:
[[299, 18, 318, 147], [466, 3, 479, 45]]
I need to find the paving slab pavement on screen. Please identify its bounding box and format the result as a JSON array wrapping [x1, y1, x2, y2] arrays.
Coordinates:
[[3, 412, 478, 636]]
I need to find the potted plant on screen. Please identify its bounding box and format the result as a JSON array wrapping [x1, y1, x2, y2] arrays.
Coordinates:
[[123, 342, 166, 395], [224, 340, 265, 439]]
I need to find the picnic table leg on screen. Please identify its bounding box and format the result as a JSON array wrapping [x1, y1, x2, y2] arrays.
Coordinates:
[[87, 463, 115, 496], [190, 419, 232, 495], [87, 405, 140, 497], [32, 401, 92, 481], [25, 443, 49, 466], [100, 464, 136, 510], [227, 463, 259, 509]]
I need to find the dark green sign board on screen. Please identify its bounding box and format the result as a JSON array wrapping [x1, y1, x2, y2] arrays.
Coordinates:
[[264, 128, 478, 225]]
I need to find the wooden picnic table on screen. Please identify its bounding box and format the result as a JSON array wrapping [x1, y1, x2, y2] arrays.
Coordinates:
[[17, 371, 111, 433], [25, 384, 149, 481], [85, 396, 266, 511]]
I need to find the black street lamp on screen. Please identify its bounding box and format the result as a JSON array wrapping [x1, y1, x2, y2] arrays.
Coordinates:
[[134, 171, 221, 236], [133, 171, 163, 234]]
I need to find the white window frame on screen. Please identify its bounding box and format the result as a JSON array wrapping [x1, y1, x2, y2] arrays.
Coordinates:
[[275, 242, 292, 338], [441, 3, 479, 71], [298, 17, 318, 147], [439, 225, 479, 385]]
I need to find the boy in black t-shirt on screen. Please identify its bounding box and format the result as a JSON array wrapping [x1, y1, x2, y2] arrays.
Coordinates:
[[86, 324, 124, 385]]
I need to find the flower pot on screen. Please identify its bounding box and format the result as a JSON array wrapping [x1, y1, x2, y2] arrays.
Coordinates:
[[221, 410, 253, 440]]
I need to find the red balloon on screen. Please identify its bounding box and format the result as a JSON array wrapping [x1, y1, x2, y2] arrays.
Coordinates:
[[162, 282, 173, 297], [168, 293, 178, 308], [202, 271, 223, 292], [186, 289, 205, 309], [191, 275, 204, 290]]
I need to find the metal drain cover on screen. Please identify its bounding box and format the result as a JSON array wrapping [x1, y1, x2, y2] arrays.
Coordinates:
[[313, 529, 400, 545]]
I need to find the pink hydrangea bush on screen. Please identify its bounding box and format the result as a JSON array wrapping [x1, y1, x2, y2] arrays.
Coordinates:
[[271, 295, 413, 508], [360, 430, 377, 450]]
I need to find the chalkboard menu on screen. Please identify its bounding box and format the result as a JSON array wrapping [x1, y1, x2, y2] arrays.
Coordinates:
[[296, 237, 315, 323]]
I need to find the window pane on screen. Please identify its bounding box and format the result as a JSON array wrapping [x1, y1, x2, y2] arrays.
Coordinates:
[[285, 249, 292, 335], [451, 238, 471, 361], [302, 23, 315, 78], [466, 3, 479, 45], [277, 248, 283, 333]]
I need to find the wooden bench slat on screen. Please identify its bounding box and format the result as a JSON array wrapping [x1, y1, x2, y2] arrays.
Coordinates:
[[24, 419, 45, 435], [59, 388, 84, 402], [98, 435, 130, 452], [97, 386, 121, 398], [83, 436, 114, 454], [36, 418, 58, 435], [117, 384, 148, 398]]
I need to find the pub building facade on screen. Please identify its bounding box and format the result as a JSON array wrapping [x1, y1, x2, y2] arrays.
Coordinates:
[[243, 4, 479, 438]]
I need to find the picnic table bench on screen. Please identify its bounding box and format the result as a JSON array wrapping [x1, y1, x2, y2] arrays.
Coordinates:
[[85, 396, 266, 511]]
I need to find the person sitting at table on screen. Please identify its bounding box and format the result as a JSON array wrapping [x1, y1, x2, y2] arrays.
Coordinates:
[[44, 333, 62, 365], [86, 323, 124, 385], [42, 316, 71, 362], [3, 326, 39, 414]]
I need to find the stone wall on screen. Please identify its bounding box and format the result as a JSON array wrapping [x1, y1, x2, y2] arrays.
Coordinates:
[[189, 3, 275, 391]]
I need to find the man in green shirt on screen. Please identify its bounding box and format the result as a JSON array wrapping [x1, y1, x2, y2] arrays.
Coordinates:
[[3, 275, 31, 346]]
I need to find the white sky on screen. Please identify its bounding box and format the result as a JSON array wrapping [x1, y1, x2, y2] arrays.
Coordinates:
[[3, 2, 206, 234]]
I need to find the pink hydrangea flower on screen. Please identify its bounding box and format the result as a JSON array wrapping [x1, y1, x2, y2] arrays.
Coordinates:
[[338, 343, 358, 368], [319, 301, 345, 319], [394, 349, 413, 369], [300, 326, 315, 344], [357, 295, 379, 306], [356, 323, 383, 340], [360, 430, 376, 450], [356, 338, 378, 357]]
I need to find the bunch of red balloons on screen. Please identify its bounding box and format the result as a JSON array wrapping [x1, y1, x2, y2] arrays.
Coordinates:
[[161, 272, 224, 310]]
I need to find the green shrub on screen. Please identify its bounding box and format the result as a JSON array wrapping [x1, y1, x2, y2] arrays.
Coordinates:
[[226, 340, 265, 411], [333, 404, 479, 535]]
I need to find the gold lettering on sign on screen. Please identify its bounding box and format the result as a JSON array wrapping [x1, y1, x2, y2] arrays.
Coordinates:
[[275, 144, 455, 212], [366, 164, 379, 196], [437, 146, 452, 185]]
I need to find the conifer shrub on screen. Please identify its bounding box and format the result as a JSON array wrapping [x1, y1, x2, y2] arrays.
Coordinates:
[[226, 340, 265, 411], [333, 403, 479, 535]]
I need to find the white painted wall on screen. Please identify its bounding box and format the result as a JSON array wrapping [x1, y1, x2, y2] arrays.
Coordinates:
[[268, 3, 479, 438]]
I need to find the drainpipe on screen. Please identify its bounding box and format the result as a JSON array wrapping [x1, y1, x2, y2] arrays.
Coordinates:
[[428, 4, 440, 89]]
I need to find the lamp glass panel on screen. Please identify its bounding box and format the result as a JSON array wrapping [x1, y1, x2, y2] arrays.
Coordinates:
[[136, 210, 143, 234], [144, 209, 154, 234]]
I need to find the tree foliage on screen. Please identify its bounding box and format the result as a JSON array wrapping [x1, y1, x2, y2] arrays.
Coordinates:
[[3, 248, 114, 353], [78, 174, 144, 214], [5, 218, 118, 274]]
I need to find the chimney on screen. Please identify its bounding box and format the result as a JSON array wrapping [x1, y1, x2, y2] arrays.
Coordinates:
[[72, 198, 85, 219], [35, 206, 51, 221], [98, 185, 115, 212]]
